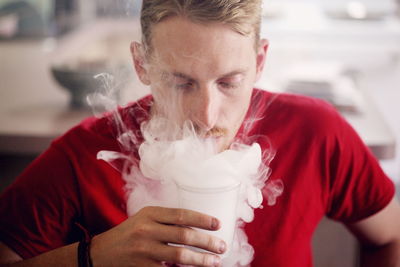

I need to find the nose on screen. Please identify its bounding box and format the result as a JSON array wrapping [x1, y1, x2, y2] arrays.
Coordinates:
[[193, 85, 219, 131]]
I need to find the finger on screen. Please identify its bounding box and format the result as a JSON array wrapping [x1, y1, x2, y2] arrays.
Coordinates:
[[146, 207, 220, 231], [149, 242, 221, 267], [154, 224, 226, 254]]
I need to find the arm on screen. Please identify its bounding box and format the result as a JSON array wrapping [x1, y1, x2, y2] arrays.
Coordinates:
[[0, 207, 226, 267], [347, 197, 400, 267], [0, 242, 77, 267]]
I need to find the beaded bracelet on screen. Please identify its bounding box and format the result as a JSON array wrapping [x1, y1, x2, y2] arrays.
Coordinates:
[[76, 222, 93, 267]]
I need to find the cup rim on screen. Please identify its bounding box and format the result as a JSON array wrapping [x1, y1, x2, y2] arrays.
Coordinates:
[[175, 180, 241, 193]]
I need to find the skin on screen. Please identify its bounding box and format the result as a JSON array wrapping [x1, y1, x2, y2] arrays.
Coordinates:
[[0, 207, 226, 267], [348, 198, 400, 267], [0, 16, 268, 267], [1, 15, 400, 267], [132, 16, 268, 151]]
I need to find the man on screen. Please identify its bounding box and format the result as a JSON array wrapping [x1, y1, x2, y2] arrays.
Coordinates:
[[1, 0, 399, 266]]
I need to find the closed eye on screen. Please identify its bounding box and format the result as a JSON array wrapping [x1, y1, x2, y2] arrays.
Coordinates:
[[176, 82, 195, 90], [217, 74, 243, 91], [172, 73, 196, 91], [218, 81, 238, 89]]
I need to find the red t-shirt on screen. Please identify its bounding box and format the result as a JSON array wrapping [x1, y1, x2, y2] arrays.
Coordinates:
[[0, 89, 394, 266]]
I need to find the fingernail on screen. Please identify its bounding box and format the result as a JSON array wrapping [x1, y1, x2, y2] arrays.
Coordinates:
[[219, 241, 226, 253], [211, 218, 219, 229], [213, 256, 221, 267]]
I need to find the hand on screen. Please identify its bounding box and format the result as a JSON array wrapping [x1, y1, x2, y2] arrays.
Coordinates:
[[90, 206, 227, 267]]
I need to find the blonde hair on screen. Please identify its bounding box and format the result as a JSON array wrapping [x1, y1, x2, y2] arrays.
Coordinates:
[[140, 0, 262, 53]]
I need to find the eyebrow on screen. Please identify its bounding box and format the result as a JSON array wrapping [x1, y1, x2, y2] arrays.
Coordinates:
[[219, 70, 247, 79], [171, 69, 247, 82], [172, 72, 195, 82]]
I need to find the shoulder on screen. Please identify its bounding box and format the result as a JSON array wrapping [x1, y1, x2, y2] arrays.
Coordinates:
[[252, 89, 337, 116], [271, 92, 338, 121], [251, 89, 345, 136]]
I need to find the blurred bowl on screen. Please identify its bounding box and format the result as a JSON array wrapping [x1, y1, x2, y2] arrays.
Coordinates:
[[51, 61, 128, 109]]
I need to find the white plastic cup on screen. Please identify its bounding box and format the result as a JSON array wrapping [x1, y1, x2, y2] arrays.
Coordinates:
[[176, 181, 240, 256]]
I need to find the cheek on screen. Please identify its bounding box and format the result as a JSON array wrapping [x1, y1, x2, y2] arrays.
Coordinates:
[[149, 74, 179, 107], [151, 87, 186, 123], [222, 93, 252, 125], [180, 94, 198, 119]]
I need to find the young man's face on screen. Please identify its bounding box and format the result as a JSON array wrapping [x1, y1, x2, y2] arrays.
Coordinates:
[[133, 16, 268, 151]]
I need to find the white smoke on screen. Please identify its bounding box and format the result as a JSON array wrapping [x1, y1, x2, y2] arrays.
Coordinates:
[[89, 39, 283, 267], [95, 103, 283, 266]]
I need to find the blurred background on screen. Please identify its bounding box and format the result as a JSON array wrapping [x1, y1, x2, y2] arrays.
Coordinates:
[[0, 0, 399, 266]]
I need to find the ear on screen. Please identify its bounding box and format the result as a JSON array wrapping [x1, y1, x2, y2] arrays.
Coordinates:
[[255, 38, 269, 82], [130, 41, 151, 85]]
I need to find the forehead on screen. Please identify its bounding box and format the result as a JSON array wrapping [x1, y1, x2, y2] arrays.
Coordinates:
[[149, 16, 256, 79]]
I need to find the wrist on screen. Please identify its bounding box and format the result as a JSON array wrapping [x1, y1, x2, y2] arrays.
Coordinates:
[[75, 223, 93, 267]]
